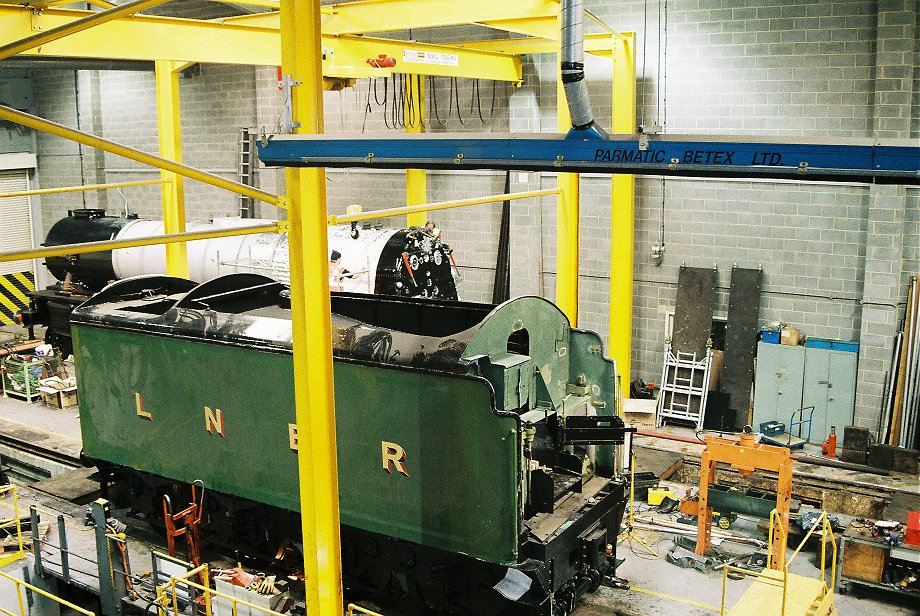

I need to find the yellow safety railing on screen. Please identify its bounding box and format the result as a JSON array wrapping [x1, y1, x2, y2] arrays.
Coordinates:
[[0, 570, 95, 616], [347, 605, 385, 616], [720, 509, 838, 616], [155, 563, 288, 616], [0, 485, 24, 567]]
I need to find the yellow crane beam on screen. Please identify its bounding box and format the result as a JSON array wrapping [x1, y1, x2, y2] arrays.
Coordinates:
[[0, 5, 521, 81], [0, 0, 170, 61], [453, 32, 618, 56], [323, 0, 557, 35]]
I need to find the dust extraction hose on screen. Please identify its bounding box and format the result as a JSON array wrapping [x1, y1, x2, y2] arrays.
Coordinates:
[[561, 0, 606, 136]]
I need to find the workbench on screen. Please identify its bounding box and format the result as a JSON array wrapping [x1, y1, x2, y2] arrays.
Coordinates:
[[836, 525, 920, 596]]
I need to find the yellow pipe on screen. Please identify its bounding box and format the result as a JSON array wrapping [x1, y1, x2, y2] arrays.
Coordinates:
[[280, 2, 344, 616], [555, 40, 580, 326], [0, 105, 282, 207], [330, 188, 560, 225], [155, 59, 189, 278], [609, 33, 637, 397], [404, 74, 427, 227], [0, 0, 171, 61], [0, 179, 168, 199], [0, 223, 279, 264]]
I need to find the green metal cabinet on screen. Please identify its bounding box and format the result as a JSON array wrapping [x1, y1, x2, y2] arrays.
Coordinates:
[[752, 343, 806, 432], [803, 347, 857, 444], [752, 343, 857, 443]]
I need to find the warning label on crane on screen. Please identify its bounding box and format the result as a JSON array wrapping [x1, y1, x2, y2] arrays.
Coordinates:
[[403, 50, 459, 66]]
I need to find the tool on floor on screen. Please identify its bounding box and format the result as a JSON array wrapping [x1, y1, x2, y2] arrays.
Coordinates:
[[821, 426, 837, 457]]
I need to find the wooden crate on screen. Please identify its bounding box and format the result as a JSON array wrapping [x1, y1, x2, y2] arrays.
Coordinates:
[[40, 387, 78, 410], [841, 539, 886, 584]]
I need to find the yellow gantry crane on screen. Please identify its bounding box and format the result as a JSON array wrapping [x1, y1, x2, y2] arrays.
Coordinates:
[[0, 2, 638, 613]]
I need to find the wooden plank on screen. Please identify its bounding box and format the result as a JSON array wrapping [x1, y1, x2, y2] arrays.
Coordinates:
[[890, 277, 918, 444], [721, 267, 762, 429]]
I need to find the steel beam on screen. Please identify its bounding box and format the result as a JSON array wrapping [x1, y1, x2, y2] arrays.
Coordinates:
[[609, 34, 636, 397], [257, 133, 920, 184], [320, 0, 558, 35], [454, 32, 617, 56], [280, 2, 343, 616], [0, 5, 521, 81], [405, 74, 427, 227], [155, 60, 189, 279], [0, 0, 169, 61]]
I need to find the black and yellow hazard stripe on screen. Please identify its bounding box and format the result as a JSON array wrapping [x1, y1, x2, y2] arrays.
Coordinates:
[[0, 271, 34, 326]]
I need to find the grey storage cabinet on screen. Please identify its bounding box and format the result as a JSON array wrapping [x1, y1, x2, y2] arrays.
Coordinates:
[[803, 347, 858, 444], [752, 342, 806, 431], [752, 342, 857, 443]]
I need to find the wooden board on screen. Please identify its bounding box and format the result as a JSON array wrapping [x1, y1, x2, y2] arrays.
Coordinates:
[[841, 539, 886, 584], [721, 267, 762, 429], [671, 266, 717, 359]]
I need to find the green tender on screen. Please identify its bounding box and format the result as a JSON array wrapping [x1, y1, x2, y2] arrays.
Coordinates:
[[72, 325, 521, 564]]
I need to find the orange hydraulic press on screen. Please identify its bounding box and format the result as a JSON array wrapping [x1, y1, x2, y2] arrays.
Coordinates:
[[685, 431, 793, 570]]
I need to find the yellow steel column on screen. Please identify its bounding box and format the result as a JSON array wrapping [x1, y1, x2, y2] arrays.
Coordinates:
[[155, 60, 189, 278], [280, 1, 343, 615], [555, 72, 580, 326], [405, 74, 427, 227], [609, 33, 636, 395]]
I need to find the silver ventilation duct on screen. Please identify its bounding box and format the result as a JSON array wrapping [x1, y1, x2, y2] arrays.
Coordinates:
[[561, 0, 608, 139]]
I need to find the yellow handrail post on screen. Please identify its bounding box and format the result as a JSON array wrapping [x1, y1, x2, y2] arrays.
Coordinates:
[[13, 488, 22, 559], [609, 31, 637, 396], [280, 2, 344, 616], [405, 74, 427, 228], [719, 569, 727, 616], [14, 579, 25, 616], [781, 566, 788, 616]]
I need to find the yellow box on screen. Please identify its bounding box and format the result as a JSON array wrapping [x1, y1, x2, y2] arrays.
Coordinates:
[[647, 487, 672, 506]]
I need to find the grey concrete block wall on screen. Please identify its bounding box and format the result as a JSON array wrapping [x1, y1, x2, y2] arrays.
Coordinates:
[[16, 0, 920, 430]]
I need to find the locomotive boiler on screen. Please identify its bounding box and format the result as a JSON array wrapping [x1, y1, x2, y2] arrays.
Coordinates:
[[71, 273, 632, 615], [21, 209, 457, 354]]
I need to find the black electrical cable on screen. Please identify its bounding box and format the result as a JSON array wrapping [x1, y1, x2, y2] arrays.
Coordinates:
[[470, 79, 497, 124], [451, 77, 467, 126], [374, 77, 392, 129], [428, 75, 447, 127], [362, 77, 373, 133]]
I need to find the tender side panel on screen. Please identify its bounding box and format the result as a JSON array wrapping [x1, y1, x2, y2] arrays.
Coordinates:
[[73, 324, 521, 565], [334, 361, 520, 564], [73, 325, 299, 509]]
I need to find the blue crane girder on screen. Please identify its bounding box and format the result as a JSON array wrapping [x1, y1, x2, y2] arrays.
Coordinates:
[[257, 133, 920, 184]]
